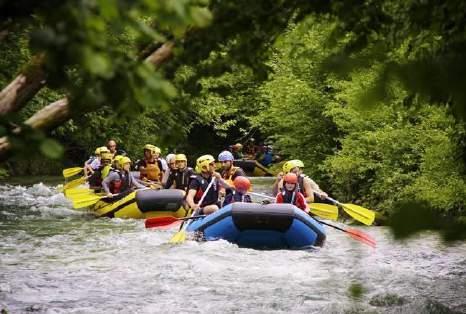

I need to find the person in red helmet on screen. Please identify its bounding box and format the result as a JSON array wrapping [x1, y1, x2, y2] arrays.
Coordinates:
[[275, 173, 307, 211], [223, 176, 252, 206]]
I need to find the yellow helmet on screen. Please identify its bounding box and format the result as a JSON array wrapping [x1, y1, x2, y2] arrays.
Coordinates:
[[152, 146, 161, 154], [282, 159, 304, 173], [175, 154, 187, 162], [113, 155, 124, 164], [119, 156, 132, 167], [196, 154, 215, 172], [144, 144, 156, 151], [101, 152, 113, 161], [97, 146, 109, 155]]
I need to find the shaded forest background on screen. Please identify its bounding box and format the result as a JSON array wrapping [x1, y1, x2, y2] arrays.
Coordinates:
[[0, 0, 465, 237]]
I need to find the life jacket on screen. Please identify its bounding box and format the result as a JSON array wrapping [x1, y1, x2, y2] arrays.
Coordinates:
[[88, 164, 106, 188], [281, 189, 298, 205], [226, 191, 252, 204], [221, 166, 240, 186], [192, 174, 218, 205], [140, 159, 163, 181], [101, 164, 112, 179], [109, 170, 130, 194], [174, 167, 193, 191]]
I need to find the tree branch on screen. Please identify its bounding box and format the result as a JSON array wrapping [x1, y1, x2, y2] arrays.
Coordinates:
[[0, 54, 46, 116], [0, 41, 175, 161]]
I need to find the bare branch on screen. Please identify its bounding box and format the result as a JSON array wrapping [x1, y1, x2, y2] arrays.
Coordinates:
[[0, 54, 46, 116]]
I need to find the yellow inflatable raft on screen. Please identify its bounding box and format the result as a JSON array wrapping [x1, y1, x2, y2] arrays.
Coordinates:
[[92, 189, 187, 219]]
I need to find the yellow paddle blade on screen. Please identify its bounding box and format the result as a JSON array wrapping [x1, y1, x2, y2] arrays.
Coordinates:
[[341, 203, 375, 226], [63, 177, 86, 190], [63, 167, 83, 178], [308, 203, 339, 221], [169, 230, 187, 244], [72, 194, 103, 209], [64, 187, 93, 197]]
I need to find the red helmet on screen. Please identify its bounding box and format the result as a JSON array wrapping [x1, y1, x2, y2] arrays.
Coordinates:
[[233, 176, 251, 191], [284, 173, 298, 184]]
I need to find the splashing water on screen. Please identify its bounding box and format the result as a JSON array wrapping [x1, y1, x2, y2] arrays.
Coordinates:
[[0, 179, 465, 313]]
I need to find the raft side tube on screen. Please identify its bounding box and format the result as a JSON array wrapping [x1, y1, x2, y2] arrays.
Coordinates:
[[136, 189, 185, 212]]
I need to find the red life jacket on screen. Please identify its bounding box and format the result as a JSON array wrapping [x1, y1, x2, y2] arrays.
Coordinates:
[[277, 188, 307, 211]]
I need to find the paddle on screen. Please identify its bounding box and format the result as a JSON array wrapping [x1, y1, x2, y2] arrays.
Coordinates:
[[63, 167, 83, 178], [313, 218, 376, 248], [72, 193, 108, 209], [326, 196, 375, 226], [169, 177, 216, 244], [63, 176, 87, 190], [145, 215, 207, 229], [248, 191, 339, 221], [64, 187, 94, 197]]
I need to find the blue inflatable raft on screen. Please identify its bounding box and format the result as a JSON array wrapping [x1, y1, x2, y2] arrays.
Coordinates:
[[186, 203, 326, 249]]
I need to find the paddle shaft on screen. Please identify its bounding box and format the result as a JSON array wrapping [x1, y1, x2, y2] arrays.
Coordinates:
[[178, 215, 207, 221], [312, 217, 376, 247], [249, 191, 274, 200], [178, 176, 216, 230]]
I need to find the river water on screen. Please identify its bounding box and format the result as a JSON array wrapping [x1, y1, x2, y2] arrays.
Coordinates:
[[0, 178, 465, 313]]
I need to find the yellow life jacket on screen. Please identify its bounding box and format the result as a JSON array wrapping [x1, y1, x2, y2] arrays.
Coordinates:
[[223, 166, 239, 186], [101, 165, 112, 179], [144, 162, 161, 181]]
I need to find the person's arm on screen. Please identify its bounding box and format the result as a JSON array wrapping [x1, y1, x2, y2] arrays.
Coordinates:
[[130, 173, 146, 189], [161, 168, 171, 185], [102, 172, 117, 196], [275, 193, 283, 203], [272, 173, 283, 196], [213, 172, 232, 190], [186, 178, 199, 209], [297, 193, 308, 212], [186, 189, 197, 209], [303, 178, 315, 203], [222, 194, 232, 206], [307, 177, 328, 199]]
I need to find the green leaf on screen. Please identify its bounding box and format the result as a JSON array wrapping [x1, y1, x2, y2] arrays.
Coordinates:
[[98, 0, 119, 20], [40, 139, 64, 159], [190, 7, 212, 28], [82, 47, 113, 78]]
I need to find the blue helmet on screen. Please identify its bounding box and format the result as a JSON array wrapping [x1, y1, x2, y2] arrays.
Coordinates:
[[218, 150, 234, 162]]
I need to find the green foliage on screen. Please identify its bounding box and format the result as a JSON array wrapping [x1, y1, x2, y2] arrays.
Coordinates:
[[249, 12, 466, 237], [249, 17, 339, 185], [0, 0, 212, 161]]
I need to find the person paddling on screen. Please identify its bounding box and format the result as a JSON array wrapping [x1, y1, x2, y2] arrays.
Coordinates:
[[223, 176, 252, 206], [275, 173, 307, 211], [88, 152, 113, 191], [84, 146, 109, 177], [102, 157, 145, 199], [186, 155, 223, 215], [273, 159, 329, 203]]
